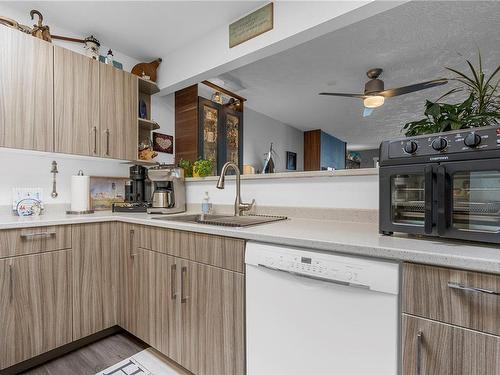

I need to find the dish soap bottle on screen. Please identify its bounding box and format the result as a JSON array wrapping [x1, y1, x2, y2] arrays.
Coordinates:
[[201, 191, 212, 219]]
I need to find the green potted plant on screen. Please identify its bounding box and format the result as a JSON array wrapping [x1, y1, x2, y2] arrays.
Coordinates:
[[193, 158, 213, 177], [178, 159, 193, 177], [404, 52, 499, 136]]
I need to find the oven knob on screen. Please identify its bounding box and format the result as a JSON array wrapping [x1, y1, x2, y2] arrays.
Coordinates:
[[464, 132, 481, 148], [432, 137, 447, 151], [403, 141, 418, 154]]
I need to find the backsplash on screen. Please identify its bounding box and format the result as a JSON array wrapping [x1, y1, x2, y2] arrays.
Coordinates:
[[0, 148, 129, 206]]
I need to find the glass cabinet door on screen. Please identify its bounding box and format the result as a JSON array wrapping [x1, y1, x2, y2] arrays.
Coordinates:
[[225, 113, 241, 167], [451, 170, 500, 233], [201, 104, 219, 176]]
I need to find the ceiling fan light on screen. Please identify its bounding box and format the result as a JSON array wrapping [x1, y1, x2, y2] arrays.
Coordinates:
[[363, 95, 385, 108]]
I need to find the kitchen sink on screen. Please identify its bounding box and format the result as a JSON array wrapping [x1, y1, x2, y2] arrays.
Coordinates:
[[152, 214, 287, 227]]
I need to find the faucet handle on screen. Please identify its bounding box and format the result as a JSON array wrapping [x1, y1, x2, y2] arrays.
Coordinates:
[[239, 199, 255, 214]]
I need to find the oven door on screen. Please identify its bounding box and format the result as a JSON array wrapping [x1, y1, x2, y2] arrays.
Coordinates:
[[437, 160, 500, 243], [380, 164, 436, 235]]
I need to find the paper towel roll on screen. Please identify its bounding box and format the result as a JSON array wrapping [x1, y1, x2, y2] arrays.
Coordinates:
[[71, 171, 90, 212]]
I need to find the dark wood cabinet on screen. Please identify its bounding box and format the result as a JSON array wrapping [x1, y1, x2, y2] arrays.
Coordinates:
[[175, 85, 243, 175]]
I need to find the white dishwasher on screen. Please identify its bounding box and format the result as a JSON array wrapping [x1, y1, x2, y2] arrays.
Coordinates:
[[245, 242, 400, 375]]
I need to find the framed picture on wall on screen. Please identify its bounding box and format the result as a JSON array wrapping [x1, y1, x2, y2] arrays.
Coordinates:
[[286, 151, 297, 170], [152, 132, 174, 154]]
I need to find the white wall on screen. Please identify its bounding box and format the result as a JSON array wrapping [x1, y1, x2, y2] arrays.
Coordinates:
[[151, 93, 175, 164], [186, 174, 378, 209], [0, 149, 130, 207], [244, 108, 303, 173], [0, 4, 175, 206]]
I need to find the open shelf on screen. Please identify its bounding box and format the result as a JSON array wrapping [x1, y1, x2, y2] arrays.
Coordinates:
[[138, 77, 160, 95], [138, 118, 160, 131], [123, 159, 159, 166]]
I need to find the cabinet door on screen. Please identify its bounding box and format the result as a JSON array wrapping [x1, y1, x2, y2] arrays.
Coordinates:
[[54, 46, 100, 156], [12, 251, 72, 366], [119, 224, 160, 347], [0, 258, 15, 369], [158, 253, 180, 362], [0, 27, 53, 151], [402, 314, 500, 375], [178, 258, 245, 375], [133, 247, 159, 346], [73, 223, 119, 339], [99, 64, 137, 160]]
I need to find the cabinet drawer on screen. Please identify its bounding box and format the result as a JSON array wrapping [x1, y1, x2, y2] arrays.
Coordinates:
[[403, 263, 500, 336], [402, 314, 500, 375], [0, 226, 72, 258], [137, 226, 245, 273]]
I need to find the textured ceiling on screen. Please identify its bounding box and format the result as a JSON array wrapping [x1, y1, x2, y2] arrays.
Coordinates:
[[215, 1, 500, 150]]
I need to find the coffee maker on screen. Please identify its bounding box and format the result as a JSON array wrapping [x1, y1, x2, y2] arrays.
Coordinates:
[[112, 165, 151, 212], [125, 165, 149, 203], [147, 165, 186, 214]]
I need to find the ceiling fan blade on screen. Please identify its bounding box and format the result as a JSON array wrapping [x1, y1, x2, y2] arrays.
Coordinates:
[[379, 78, 448, 98], [363, 107, 375, 117], [319, 92, 367, 99]]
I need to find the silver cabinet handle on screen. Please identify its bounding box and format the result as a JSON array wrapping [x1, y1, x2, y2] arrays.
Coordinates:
[[448, 282, 500, 296], [129, 229, 136, 257], [20, 231, 56, 240], [181, 266, 188, 303], [92, 126, 97, 154], [105, 129, 110, 156], [9, 263, 13, 304], [171, 264, 177, 300], [416, 331, 423, 375]]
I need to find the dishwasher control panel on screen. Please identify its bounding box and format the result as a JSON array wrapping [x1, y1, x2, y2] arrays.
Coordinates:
[[246, 242, 400, 295], [261, 253, 366, 285]]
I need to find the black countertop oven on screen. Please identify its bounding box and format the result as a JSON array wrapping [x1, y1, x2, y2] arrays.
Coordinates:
[[379, 125, 500, 244]]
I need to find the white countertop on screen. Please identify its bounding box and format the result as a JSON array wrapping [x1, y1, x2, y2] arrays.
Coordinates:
[[1, 211, 499, 274]]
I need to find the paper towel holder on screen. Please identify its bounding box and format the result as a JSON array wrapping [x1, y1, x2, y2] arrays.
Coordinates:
[[66, 170, 95, 215]]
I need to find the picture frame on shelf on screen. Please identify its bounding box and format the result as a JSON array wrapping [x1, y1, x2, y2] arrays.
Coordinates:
[[153, 132, 174, 154], [89, 176, 127, 211], [286, 151, 297, 171]]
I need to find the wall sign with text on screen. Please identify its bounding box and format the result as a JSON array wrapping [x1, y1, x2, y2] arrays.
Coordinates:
[[229, 2, 274, 48]]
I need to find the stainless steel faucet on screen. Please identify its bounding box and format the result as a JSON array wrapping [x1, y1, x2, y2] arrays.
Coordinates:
[[216, 162, 255, 216]]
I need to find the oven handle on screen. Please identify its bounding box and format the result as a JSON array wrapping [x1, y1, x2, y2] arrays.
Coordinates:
[[424, 165, 434, 234], [436, 165, 451, 236]]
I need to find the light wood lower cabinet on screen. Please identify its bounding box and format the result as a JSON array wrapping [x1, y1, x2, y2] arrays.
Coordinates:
[[402, 314, 500, 375], [120, 224, 245, 375], [178, 258, 245, 375], [73, 223, 119, 339], [0, 250, 72, 370], [403, 263, 500, 336]]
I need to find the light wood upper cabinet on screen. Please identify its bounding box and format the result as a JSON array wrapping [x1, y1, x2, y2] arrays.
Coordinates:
[[402, 314, 500, 375], [72, 223, 119, 340], [54, 46, 100, 156], [99, 64, 137, 160], [0, 250, 72, 369], [0, 27, 53, 152]]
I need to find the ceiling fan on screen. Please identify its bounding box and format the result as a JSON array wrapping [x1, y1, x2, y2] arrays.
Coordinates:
[[319, 68, 448, 117]]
